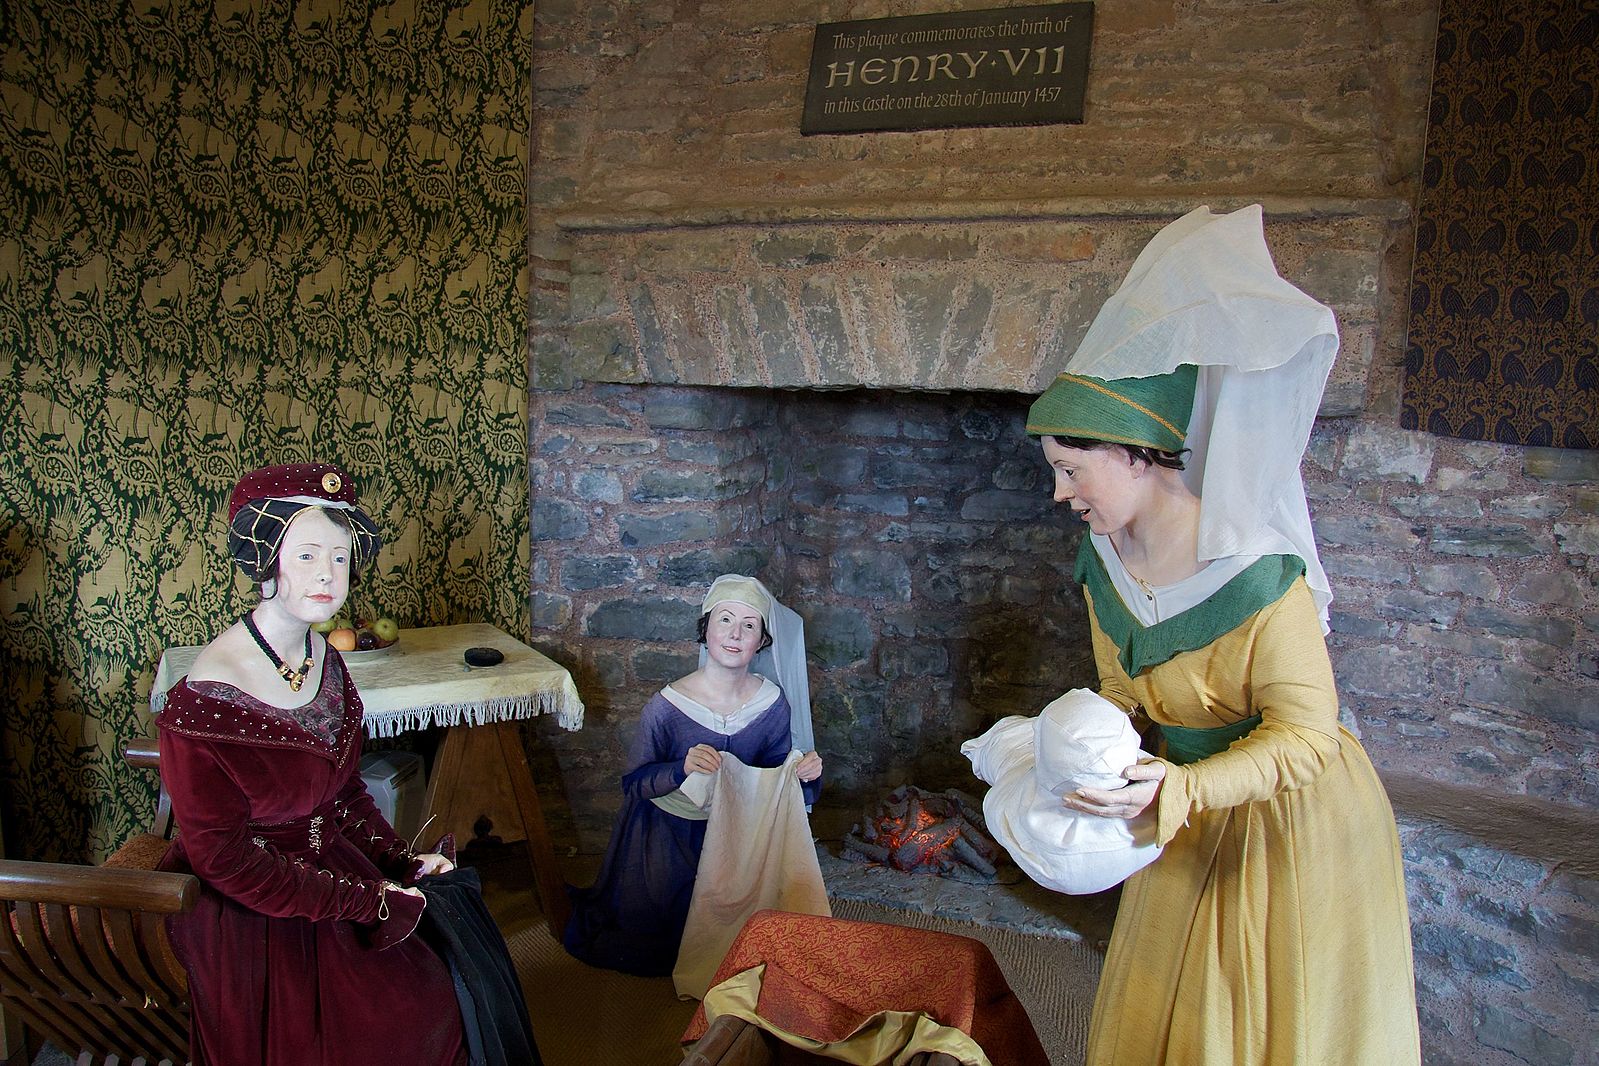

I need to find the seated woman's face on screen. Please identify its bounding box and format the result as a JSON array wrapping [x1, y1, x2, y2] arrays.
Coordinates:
[[704, 602, 764, 671], [273, 508, 353, 626]]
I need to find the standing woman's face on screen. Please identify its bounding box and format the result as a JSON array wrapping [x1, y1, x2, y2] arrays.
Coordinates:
[[270, 509, 352, 626], [1041, 436, 1146, 538]]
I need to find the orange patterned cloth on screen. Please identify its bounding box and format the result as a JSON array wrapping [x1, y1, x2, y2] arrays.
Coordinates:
[[681, 909, 1049, 1066]]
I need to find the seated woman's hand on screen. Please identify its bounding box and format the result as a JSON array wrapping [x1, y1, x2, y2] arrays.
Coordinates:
[[684, 743, 722, 776], [794, 750, 823, 782], [1063, 759, 1166, 820], [414, 852, 455, 877], [385, 881, 424, 899]]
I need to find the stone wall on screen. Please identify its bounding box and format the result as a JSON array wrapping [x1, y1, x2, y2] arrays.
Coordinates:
[[528, 1, 1597, 1062]]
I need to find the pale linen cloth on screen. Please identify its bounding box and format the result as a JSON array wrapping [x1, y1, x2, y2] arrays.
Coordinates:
[[672, 750, 830, 1000], [150, 622, 584, 734]]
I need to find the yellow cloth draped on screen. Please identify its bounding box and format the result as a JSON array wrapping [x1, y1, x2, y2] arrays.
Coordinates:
[[1085, 578, 1421, 1065]]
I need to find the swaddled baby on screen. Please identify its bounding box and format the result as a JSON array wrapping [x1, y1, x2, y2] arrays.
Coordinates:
[[960, 689, 1162, 895]]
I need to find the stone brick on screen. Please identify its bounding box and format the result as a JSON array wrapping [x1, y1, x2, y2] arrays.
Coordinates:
[[958, 409, 1005, 441], [901, 415, 950, 441], [1314, 514, 1423, 551], [878, 643, 950, 680], [540, 434, 574, 456], [573, 469, 623, 503], [1413, 926, 1527, 988], [1490, 494, 1568, 520], [641, 389, 761, 431], [894, 274, 958, 384], [1401, 625, 1520, 661], [873, 456, 949, 489], [1435, 466, 1510, 491], [664, 437, 753, 464], [959, 491, 1052, 522], [940, 281, 993, 381], [753, 232, 837, 266], [1328, 611, 1399, 639], [569, 320, 638, 381], [532, 498, 590, 540], [1416, 563, 1503, 601], [834, 492, 909, 516], [872, 232, 979, 261], [569, 272, 618, 318], [1391, 494, 1484, 519], [1429, 524, 1547, 558], [1509, 570, 1587, 608], [657, 546, 769, 586], [633, 647, 698, 681], [1333, 644, 1432, 699], [1322, 552, 1411, 585], [1473, 1004, 1574, 1065], [833, 549, 912, 601], [839, 407, 901, 437], [632, 460, 764, 502], [543, 400, 630, 428], [749, 279, 808, 385], [1459, 605, 1576, 647], [1339, 423, 1435, 483], [533, 591, 572, 629], [799, 277, 857, 386], [797, 444, 868, 486], [562, 555, 637, 590], [802, 604, 874, 667], [992, 457, 1045, 492], [1524, 447, 1599, 484], [1553, 519, 1599, 556], [617, 510, 717, 546], [1458, 662, 1597, 731], [1376, 589, 1459, 626], [585, 596, 700, 640], [1531, 905, 1599, 957]]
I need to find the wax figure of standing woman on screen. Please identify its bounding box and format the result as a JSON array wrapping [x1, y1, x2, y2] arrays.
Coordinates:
[[154, 464, 465, 1066], [1027, 205, 1420, 1065], [564, 575, 823, 976]]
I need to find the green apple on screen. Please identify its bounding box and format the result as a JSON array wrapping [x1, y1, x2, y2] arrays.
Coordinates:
[[371, 617, 400, 643], [311, 616, 345, 635]]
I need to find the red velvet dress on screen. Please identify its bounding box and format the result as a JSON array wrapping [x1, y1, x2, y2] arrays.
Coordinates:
[[155, 651, 464, 1066]]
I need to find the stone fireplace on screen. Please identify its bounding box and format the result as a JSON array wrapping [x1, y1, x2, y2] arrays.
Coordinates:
[[527, 210, 1394, 851]]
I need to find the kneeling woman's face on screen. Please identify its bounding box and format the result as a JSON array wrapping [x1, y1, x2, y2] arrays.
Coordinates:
[[273, 508, 353, 626], [704, 602, 764, 671]]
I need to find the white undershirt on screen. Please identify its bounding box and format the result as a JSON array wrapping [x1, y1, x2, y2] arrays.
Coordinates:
[[662, 677, 781, 736], [1091, 532, 1261, 626]]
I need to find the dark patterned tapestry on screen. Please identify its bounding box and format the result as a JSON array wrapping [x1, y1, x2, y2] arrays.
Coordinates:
[[0, 0, 531, 863], [1401, 0, 1598, 447]]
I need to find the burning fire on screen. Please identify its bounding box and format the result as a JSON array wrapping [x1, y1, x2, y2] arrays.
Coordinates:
[[844, 785, 1001, 883]]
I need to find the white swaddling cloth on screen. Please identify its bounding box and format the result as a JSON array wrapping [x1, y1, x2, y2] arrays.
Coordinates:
[[961, 689, 1163, 895]]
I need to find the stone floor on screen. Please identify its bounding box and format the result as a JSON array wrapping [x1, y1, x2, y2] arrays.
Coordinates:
[[814, 837, 1119, 949]]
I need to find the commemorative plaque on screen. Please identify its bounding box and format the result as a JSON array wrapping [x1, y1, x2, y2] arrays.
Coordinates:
[[802, 3, 1094, 135]]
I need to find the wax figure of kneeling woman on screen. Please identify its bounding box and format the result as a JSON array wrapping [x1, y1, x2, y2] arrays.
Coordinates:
[[154, 464, 536, 1066], [564, 575, 824, 979]]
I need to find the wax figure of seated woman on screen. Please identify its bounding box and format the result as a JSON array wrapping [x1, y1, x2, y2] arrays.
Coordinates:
[[564, 575, 822, 977], [155, 463, 465, 1066]]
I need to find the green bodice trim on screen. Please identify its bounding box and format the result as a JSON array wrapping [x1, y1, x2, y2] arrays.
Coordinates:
[[1155, 715, 1264, 765], [1076, 539, 1305, 677]]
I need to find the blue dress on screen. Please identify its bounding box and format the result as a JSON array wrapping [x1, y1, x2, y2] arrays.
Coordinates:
[[563, 685, 820, 976]]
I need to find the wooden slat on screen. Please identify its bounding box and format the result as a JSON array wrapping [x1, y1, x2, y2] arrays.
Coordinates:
[[80, 909, 182, 1059]]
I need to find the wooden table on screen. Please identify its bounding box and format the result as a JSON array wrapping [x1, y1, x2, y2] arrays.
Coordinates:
[[152, 623, 584, 936]]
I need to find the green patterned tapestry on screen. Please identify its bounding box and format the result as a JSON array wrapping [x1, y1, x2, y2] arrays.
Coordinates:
[[0, 0, 531, 863]]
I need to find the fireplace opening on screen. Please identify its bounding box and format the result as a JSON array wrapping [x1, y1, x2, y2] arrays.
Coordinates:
[[843, 785, 1002, 883], [532, 383, 1101, 850]]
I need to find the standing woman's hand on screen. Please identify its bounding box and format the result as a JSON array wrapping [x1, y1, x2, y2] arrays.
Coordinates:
[[684, 743, 722, 775], [1063, 759, 1166, 819]]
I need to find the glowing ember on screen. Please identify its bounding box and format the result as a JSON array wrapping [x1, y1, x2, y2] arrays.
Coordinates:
[[843, 785, 1001, 883]]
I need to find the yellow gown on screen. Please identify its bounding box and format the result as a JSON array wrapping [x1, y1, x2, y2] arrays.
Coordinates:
[[1084, 576, 1421, 1065]]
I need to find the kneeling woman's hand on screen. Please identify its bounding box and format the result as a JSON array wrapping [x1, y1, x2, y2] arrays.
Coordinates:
[[794, 750, 823, 782], [414, 852, 455, 876], [684, 743, 722, 775], [1063, 759, 1166, 820]]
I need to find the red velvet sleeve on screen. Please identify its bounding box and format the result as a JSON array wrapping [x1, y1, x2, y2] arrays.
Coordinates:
[[331, 765, 424, 884], [159, 730, 424, 945]]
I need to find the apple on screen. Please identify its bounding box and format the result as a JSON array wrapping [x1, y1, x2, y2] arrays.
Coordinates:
[[372, 617, 399, 643], [327, 628, 358, 652], [311, 616, 344, 635]]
